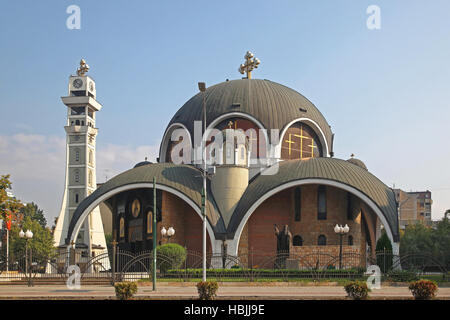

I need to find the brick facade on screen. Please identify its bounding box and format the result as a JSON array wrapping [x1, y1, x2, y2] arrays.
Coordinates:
[[161, 191, 212, 253], [237, 184, 378, 266]]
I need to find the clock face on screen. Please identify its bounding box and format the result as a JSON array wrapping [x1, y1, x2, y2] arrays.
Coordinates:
[[131, 199, 141, 218], [73, 78, 83, 89]]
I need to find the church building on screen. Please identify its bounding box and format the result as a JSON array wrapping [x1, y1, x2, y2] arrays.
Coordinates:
[[64, 52, 400, 266]]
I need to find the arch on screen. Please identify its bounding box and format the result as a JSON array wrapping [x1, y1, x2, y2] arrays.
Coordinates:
[[279, 118, 330, 157], [230, 178, 398, 256], [159, 123, 192, 162], [67, 183, 216, 249], [206, 112, 270, 155]]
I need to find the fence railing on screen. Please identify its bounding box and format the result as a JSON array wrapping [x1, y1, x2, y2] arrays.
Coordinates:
[[0, 249, 448, 285]]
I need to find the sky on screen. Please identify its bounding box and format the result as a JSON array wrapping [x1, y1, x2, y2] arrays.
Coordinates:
[[1, 0, 449, 225]]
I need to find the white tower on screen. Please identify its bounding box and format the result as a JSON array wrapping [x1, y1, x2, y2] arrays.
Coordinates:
[[53, 59, 107, 257]]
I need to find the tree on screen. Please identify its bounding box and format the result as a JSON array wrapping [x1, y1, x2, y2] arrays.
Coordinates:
[[376, 230, 393, 272], [0, 174, 23, 223], [400, 223, 433, 256], [9, 215, 55, 260], [430, 216, 450, 268], [19, 202, 47, 228]]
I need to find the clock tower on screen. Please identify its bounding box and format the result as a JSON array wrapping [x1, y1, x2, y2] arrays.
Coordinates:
[[53, 59, 107, 257]]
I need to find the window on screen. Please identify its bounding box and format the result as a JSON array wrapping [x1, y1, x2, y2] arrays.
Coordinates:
[[75, 193, 79, 203], [88, 108, 94, 118], [318, 235, 327, 246], [75, 149, 80, 162], [74, 170, 80, 183], [347, 193, 353, 220], [71, 107, 85, 115], [75, 120, 80, 126], [293, 235, 303, 246], [294, 187, 301, 221], [348, 235, 354, 246], [89, 150, 93, 165], [317, 186, 327, 220]]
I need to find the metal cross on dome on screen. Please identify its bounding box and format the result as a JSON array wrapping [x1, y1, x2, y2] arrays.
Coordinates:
[[238, 51, 261, 79]]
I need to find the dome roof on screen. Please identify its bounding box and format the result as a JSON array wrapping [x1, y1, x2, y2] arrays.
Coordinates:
[[347, 157, 368, 171], [166, 79, 333, 154], [133, 160, 152, 168]]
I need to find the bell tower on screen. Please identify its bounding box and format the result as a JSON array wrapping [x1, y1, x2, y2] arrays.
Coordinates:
[[53, 59, 107, 256]]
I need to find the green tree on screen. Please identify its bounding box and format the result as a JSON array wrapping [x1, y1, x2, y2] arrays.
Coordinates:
[[376, 230, 393, 272], [430, 216, 450, 268], [399, 223, 433, 256], [19, 202, 47, 228], [9, 215, 55, 260], [0, 174, 23, 222]]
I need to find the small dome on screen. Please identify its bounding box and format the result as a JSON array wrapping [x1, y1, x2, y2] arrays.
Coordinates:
[[346, 157, 368, 171], [133, 161, 152, 168]]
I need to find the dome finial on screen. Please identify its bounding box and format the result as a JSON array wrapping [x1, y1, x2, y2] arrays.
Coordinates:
[[77, 59, 90, 76], [238, 51, 260, 79], [350, 153, 355, 158]]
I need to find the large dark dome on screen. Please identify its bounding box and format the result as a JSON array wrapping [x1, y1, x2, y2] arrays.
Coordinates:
[[165, 79, 333, 154]]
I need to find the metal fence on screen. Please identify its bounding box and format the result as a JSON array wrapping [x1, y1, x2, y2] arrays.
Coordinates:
[[0, 249, 448, 285]]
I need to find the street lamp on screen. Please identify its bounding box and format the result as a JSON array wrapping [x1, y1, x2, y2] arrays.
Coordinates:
[[198, 81, 207, 282], [19, 229, 33, 286], [161, 227, 175, 243], [334, 224, 349, 270]]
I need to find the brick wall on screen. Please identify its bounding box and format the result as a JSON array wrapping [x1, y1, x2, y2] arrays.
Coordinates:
[[238, 185, 374, 266], [161, 191, 211, 253]]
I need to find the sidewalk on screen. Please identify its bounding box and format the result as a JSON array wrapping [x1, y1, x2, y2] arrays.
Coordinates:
[[0, 284, 449, 299]]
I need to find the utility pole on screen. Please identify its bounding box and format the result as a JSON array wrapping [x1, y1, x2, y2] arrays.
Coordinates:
[[198, 82, 207, 282]]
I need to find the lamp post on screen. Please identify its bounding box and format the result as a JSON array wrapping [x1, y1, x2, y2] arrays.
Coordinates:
[[161, 227, 175, 243], [198, 81, 207, 282], [334, 224, 349, 270], [19, 229, 33, 287]]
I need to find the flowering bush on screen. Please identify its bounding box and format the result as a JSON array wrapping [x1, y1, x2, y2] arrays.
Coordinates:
[[114, 281, 138, 300], [344, 281, 371, 300], [409, 280, 438, 300], [196, 281, 219, 300]]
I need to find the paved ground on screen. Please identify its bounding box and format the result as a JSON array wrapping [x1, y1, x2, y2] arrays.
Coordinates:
[[0, 283, 449, 299]]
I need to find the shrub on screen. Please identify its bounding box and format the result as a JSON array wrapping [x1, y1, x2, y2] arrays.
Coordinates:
[[156, 243, 187, 273], [344, 281, 371, 300], [114, 281, 138, 300], [409, 279, 438, 300], [196, 281, 219, 300]]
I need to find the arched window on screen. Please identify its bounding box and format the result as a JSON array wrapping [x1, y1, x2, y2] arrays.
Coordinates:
[[348, 235, 354, 246], [317, 186, 327, 220], [81, 120, 85, 126], [293, 235, 303, 246], [318, 235, 327, 246], [75, 193, 79, 203]]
